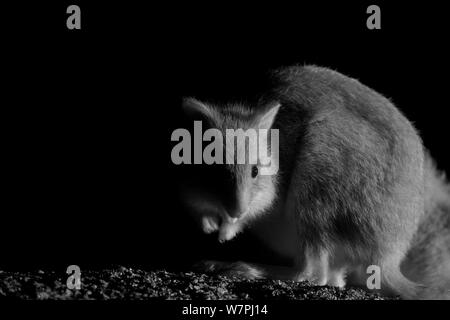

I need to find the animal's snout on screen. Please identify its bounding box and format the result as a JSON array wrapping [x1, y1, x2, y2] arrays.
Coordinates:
[[224, 184, 250, 220], [228, 210, 245, 219], [227, 203, 248, 219]]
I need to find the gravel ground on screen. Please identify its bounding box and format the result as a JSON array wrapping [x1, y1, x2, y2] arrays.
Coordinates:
[[0, 266, 393, 300]]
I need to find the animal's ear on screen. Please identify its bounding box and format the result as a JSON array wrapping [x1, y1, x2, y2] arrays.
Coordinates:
[[257, 102, 281, 129], [182, 97, 217, 122]]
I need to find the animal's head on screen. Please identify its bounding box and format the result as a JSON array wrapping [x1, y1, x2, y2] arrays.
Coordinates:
[[181, 98, 280, 222]]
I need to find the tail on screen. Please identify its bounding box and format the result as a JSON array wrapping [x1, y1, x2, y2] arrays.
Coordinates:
[[394, 153, 450, 299], [381, 263, 424, 299], [377, 259, 450, 299]]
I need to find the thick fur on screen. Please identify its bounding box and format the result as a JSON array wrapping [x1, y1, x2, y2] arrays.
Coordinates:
[[181, 65, 450, 299]]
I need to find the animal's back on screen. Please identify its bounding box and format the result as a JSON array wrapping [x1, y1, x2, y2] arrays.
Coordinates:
[[265, 65, 425, 253]]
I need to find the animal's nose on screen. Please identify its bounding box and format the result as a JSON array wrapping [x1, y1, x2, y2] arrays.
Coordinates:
[[228, 211, 242, 219], [226, 187, 249, 219]]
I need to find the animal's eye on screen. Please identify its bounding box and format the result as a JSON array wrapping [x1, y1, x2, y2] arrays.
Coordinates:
[[251, 166, 259, 178]]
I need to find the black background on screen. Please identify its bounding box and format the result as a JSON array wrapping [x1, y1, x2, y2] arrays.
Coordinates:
[[2, 1, 449, 271]]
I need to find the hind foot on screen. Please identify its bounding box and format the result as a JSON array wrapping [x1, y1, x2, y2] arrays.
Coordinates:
[[297, 249, 347, 288]]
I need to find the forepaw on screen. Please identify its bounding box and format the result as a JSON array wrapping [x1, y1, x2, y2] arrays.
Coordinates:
[[218, 222, 242, 242], [201, 216, 220, 234], [201, 215, 243, 242]]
